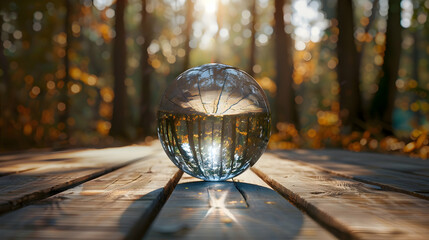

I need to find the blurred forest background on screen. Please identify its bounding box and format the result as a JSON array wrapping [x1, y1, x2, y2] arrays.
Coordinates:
[[0, 0, 428, 158]]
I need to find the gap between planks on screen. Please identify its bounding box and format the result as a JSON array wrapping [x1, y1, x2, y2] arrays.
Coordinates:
[[251, 167, 355, 240], [0, 147, 145, 177], [125, 169, 183, 240], [272, 151, 429, 200], [144, 171, 336, 240], [0, 152, 184, 240], [252, 153, 429, 240], [0, 153, 154, 215]]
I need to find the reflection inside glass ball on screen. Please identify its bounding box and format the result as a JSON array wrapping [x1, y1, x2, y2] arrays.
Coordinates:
[[158, 63, 271, 181]]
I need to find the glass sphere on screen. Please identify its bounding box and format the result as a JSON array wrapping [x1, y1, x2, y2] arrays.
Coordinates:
[[157, 63, 271, 181]]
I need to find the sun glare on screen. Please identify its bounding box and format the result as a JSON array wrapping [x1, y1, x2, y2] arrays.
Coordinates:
[[199, 0, 218, 14], [205, 188, 238, 223], [193, 0, 221, 50], [93, 0, 114, 10], [291, 0, 329, 50]]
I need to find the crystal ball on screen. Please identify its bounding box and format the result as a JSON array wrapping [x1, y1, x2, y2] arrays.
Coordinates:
[[157, 63, 271, 181]]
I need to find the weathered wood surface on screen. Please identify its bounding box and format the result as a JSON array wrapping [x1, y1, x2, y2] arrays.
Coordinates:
[[0, 151, 182, 239], [145, 171, 335, 239], [0, 148, 84, 177], [253, 152, 429, 240], [0, 142, 427, 240], [0, 148, 79, 162], [0, 146, 157, 214], [272, 149, 429, 199]]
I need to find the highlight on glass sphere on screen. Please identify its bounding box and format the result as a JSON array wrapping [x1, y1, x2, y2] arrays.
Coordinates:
[[157, 63, 271, 181]]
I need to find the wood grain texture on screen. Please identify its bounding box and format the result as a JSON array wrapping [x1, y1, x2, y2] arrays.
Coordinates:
[[0, 151, 182, 240], [253, 153, 429, 240], [145, 171, 335, 240], [0, 148, 83, 163], [0, 145, 158, 214], [272, 149, 429, 199], [0, 146, 143, 173], [0, 149, 84, 177]]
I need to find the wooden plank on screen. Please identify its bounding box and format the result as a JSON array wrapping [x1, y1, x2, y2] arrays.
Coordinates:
[[0, 146, 141, 173], [145, 171, 336, 239], [272, 150, 429, 199], [0, 148, 83, 163], [274, 149, 429, 176], [253, 153, 429, 240], [337, 150, 428, 168], [232, 171, 336, 240], [0, 229, 124, 240], [0, 145, 158, 214], [0, 151, 183, 240], [0, 149, 85, 177]]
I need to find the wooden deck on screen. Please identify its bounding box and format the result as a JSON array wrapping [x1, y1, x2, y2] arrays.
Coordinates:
[[0, 142, 428, 239]]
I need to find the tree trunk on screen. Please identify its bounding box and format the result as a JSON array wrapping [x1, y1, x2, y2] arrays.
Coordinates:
[[337, 0, 364, 133], [59, 0, 72, 142], [356, 0, 378, 122], [411, 27, 422, 126], [183, 0, 194, 71], [138, 0, 152, 138], [248, 0, 257, 77], [356, 0, 378, 68], [274, 0, 299, 129], [110, 0, 127, 137], [370, 0, 401, 135], [0, 17, 14, 147]]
